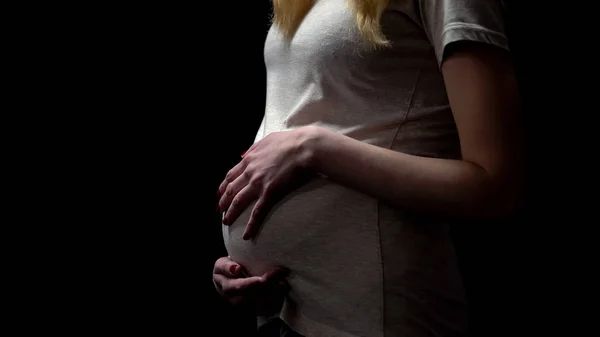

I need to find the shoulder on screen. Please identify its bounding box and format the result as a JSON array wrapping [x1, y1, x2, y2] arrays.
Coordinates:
[[389, 0, 509, 65]]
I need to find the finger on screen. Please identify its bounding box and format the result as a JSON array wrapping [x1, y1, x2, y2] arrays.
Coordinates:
[[214, 256, 243, 277], [217, 274, 265, 298], [228, 294, 245, 307], [243, 194, 273, 240], [213, 276, 245, 307], [219, 172, 251, 218], [266, 279, 291, 294], [217, 160, 246, 197], [260, 267, 289, 282], [243, 140, 262, 158], [223, 184, 259, 226]]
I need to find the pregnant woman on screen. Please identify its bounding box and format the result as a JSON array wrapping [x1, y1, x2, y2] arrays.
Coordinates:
[[213, 0, 523, 336]]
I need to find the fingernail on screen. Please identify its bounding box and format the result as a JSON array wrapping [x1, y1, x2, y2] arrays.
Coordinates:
[[230, 265, 238, 274], [241, 151, 247, 158], [242, 233, 250, 241], [222, 216, 228, 225]]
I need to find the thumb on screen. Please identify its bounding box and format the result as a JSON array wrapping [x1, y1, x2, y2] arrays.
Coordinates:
[[261, 267, 289, 282], [216, 256, 243, 277]]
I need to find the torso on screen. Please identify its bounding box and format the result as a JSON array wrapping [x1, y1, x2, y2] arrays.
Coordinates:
[[223, 1, 467, 336]]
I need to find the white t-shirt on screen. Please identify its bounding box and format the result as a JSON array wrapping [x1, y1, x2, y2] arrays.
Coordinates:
[[223, 0, 508, 336]]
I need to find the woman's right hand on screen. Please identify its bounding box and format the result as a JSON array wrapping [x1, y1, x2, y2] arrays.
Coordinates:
[[212, 256, 289, 316]]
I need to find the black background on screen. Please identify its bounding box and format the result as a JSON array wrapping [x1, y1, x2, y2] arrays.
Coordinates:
[[25, 1, 592, 336]]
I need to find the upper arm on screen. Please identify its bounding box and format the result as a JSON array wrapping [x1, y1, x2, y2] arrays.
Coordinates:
[[441, 43, 523, 181], [418, 0, 522, 180]]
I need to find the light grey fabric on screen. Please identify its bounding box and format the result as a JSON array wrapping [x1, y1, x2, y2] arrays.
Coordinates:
[[223, 0, 508, 336]]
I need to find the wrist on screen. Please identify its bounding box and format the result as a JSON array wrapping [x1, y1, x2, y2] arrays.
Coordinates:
[[295, 125, 327, 169]]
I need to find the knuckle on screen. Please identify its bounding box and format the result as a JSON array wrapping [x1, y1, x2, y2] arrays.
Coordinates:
[[213, 279, 224, 292], [245, 163, 256, 173], [222, 281, 235, 294], [214, 258, 225, 270], [250, 174, 264, 186], [232, 283, 243, 293], [263, 183, 273, 193], [222, 287, 233, 297], [249, 178, 260, 187]]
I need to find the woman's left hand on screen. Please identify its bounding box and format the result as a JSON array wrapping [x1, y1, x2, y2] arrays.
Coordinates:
[[217, 127, 318, 240]]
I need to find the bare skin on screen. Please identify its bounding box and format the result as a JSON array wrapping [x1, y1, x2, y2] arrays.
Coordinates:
[[212, 256, 289, 316], [218, 42, 524, 240]]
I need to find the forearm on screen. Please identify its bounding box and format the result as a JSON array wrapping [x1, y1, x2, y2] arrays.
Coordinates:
[[302, 127, 520, 219]]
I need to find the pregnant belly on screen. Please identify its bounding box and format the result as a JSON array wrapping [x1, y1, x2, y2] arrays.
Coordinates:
[[222, 177, 381, 279], [223, 178, 385, 335], [223, 178, 466, 336]]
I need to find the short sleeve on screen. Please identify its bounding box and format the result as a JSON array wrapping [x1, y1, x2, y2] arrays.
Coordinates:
[[418, 0, 509, 66]]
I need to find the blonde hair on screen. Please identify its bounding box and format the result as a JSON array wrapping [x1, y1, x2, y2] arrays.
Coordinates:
[[272, 0, 390, 48]]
